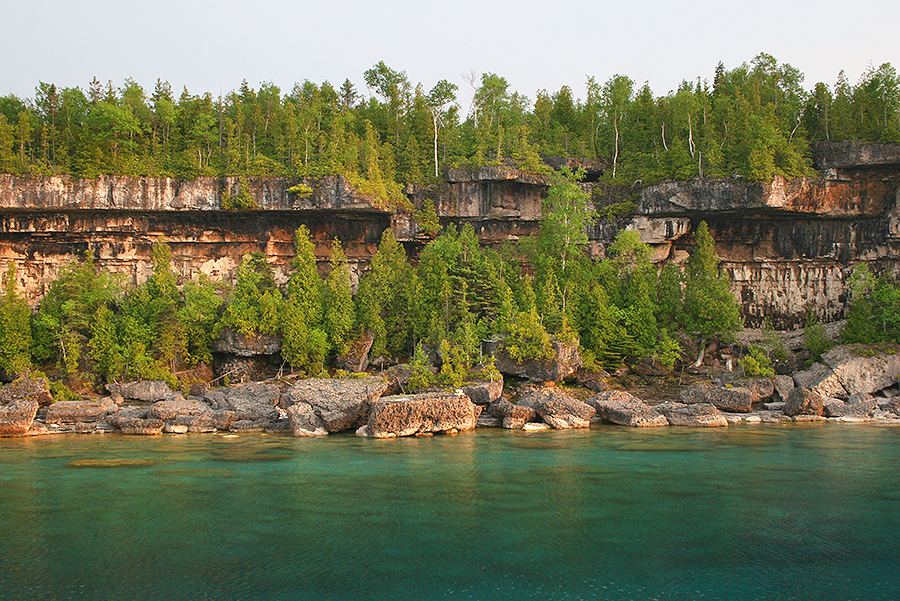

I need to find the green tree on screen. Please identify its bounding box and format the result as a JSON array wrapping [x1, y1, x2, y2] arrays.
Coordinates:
[[682, 221, 741, 366], [322, 239, 354, 354], [282, 225, 329, 372], [0, 262, 32, 375]]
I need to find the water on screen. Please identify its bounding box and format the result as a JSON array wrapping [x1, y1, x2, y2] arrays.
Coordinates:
[[1, 424, 899, 600]]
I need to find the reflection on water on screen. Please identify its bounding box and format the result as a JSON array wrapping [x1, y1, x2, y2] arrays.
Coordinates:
[[1, 425, 899, 600]]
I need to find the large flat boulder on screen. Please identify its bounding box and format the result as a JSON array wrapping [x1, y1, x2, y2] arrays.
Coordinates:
[[823, 395, 877, 418], [46, 398, 117, 424], [495, 339, 582, 382], [783, 387, 825, 416], [680, 382, 754, 413], [821, 344, 900, 396], [0, 377, 53, 407], [488, 398, 537, 429], [147, 398, 212, 421], [172, 410, 237, 433], [518, 388, 595, 429], [112, 417, 165, 435], [204, 382, 281, 421], [286, 376, 389, 433], [107, 380, 177, 403], [586, 390, 668, 427], [793, 363, 847, 399], [362, 392, 478, 438], [0, 378, 50, 436], [655, 402, 728, 427]]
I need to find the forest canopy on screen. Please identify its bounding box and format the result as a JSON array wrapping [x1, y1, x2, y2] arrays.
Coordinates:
[[1, 54, 898, 199]]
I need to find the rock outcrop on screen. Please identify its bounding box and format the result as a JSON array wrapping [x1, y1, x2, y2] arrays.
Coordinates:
[[820, 344, 900, 396], [655, 402, 728, 427], [0, 378, 51, 435], [107, 380, 177, 403], [586, 390, 668, 427], [462, 375, 504, 405], [517, 388, 595, 429], [361, 392, 478, 438], [46, 398, 117, 424], [783, 388, 825, 417], [286, 376, 389, 433], [488, 398, 537, 429], [495, 339, 582, 382], [203, 382, 281, 421]]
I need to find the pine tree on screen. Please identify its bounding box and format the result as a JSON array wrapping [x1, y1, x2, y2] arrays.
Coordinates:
[[282, 225, 329, 372], [682, 221, 741, 366], [322, 239, 354, 354], [0, 262, 32, 375]]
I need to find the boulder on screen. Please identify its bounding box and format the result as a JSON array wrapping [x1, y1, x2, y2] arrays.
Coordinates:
[[364, 392, 478, 438], [462, 375, 504, 405], [286, 402, 328, 437], [488, 398, 537, 429], [228, 419, 271, 432], [518, 388, 595, 429], [574, 367, 609, 392], [336, 330, 375, 373], [0, 376, 53, 407], [172, 410, 237, 433], [823, 393, 877, 418], [655, 402, 728, 427], [476, 415, 503, 428], [783, 387, 825, 416], [773, 375, 795, 402], [494, 339, 582, 382], [45, 398, 117, 424], [286, 376, 389, 433], [821, 344, 900, 396], [382, 364, 413, 395], [204, 383, 281, 421], [107, 380, 176, 403], [113, 417, 165, 435], [742, 378, 776, 403], [213, 356, 270, 384], [212, 327, 282, 356], [586, 390, 668, 427], [147, 398, 212, 421], [0, 378, 51, 436], [680, 382, 754, 413], [793, 363, 847, 398]]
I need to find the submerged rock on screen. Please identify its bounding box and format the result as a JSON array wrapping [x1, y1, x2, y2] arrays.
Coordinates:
[[363, 392, 478, 438], [586, 390, 668, 427]]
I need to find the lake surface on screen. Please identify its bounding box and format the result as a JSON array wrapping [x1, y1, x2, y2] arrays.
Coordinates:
[[1, 424, 899, 600]]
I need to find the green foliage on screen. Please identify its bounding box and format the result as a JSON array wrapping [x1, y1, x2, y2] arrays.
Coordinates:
[[437, 339, 468, 389], [682, 222, 741, 345], [740, 345, 775, 377], [0, 262, 32, 375], [48, 380, 78, 403], [759, 317, 789, 361], [414, 199, 441, 236], [282, 225, 329, 372], [221, 178, 258, 210], [804, 310, 834, 362], [286, 183, 314, 197], [322, 239, 354, 354], [407, 342, 435, 391], [504, 306, 554, 362], [840, 263, 900, 345], [219, 252, 282, 338]]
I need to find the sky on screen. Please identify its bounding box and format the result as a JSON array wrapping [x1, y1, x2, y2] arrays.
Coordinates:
[[2, 0, 898, 110]]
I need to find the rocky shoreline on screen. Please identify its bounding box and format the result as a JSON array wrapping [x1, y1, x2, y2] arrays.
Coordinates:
[[3, 341, 900, 439]]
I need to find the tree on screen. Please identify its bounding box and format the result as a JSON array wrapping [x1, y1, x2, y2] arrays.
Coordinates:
[[282, 225, 329, 372], [602, 75, 634, 179], [426, 80, 458, 178], [0, 262, 32, 375], [322, 239, 354, 354], [682, 221, 741, 366]]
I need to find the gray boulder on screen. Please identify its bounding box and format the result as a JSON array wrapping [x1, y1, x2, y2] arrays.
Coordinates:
[[783, 387, 825, 416], [112, 417, 165, 435], [286, 402, 328, 437], [172, 410, 237, 433], [286, 376, 389, 433], [0, 376, 53, 407], [821, 344, 900, 396], [462, 375, 504, 405], [107, 380, 177, 403], [773, 375, 795, 402], [46, 398, 117, 424], [335, 330, 375, 373], [362, 392, 478, 438], [681, 382, 754, 413], [0, 378, 51, 436], [147, 398, 212, 421], [742, 378, 776, 403], [586, 390, 668, 427], [793, 362, 847, 398], [823, 393, 877, 418], [204, 382, 282, 421], [655, 402, 728, 427], [488, 398, 538, 429], [518, 388, 595, 429], [495, 339, 582, 382]]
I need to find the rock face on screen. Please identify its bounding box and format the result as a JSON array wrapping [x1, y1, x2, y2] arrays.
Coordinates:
[[146, 398, 212, 421], [335, 331, 375, 373], [655, 402, 728, 427], [680, 382, 754, 413], [586, 390, 668, 427], [783, 388, 825, 417], [792, 363, 848, 399], [204, 383, 281, 421], [488, 398, 538, 429], [286, 376, 389, 433], [462, 375, 504, 405], [495, 339, 583, 382], [46, 398, 117, 424], [517, 388, 595, 429], [363, 392, 478, 438], [212, 328, 282, 356], [286, 402, 328, 437], [820, 344, 900, 396], [0, 378, 51, 435]]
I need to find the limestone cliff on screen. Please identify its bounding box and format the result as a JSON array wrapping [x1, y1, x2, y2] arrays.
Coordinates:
[[0, 141, 897, 328]]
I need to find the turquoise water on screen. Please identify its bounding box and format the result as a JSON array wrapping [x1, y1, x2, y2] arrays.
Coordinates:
[[1, 425, 899, 600]]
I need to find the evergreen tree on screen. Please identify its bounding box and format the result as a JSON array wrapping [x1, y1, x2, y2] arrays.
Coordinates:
[[0, 262, 32, 375], [322, 239, 354, 354], [282, 225, 329, 372]]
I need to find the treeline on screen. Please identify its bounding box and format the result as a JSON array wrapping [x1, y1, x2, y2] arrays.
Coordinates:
[[0, 172, 742, 393], [1, 54, 898, 198]]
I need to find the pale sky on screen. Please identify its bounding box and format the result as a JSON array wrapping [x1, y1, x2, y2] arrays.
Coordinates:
[[3, 0, 897, 109]]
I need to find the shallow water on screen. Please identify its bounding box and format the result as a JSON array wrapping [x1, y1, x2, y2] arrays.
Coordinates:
[[1, 424, 899, 600]]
